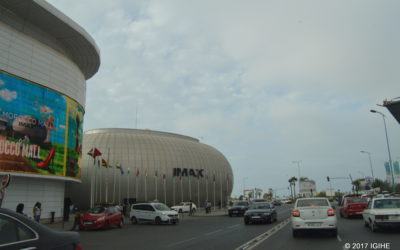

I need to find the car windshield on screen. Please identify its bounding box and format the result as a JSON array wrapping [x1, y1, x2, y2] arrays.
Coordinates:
[[88, 207, 105, 214], [347, 197, 367, 203], [297, 199, 329, 207], [373, 199, 400, 209], [234, 202, 248, 206], [249, 203, 271, 209], [154, 204, 171, 211]]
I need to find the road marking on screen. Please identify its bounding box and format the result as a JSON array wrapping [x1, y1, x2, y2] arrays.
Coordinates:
[[166, 237, 197, 248], [204, 229, 223, 236], [337, 235, 342, 242], [235, 218, 291, 250], [228, 224, 240, 229]]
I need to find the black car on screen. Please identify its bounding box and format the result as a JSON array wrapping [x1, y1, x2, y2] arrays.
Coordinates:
[[228, 201, 249, 217], [0, 208, 82, 250], [244, 202, 277, 224]]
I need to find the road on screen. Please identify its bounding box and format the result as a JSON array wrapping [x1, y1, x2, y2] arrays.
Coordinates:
[[79, 206, 292, 250], [253, 214, 400, 250], [77, 205, 400, 250]]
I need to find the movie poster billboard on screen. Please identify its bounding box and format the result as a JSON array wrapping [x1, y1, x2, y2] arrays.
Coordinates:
[[0, 71, 83, 181]]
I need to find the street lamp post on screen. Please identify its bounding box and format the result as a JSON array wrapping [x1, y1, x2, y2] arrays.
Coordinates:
[[370, 109, 395, 192], [360, 150, 375, 180], [292, 161, 301, 196]]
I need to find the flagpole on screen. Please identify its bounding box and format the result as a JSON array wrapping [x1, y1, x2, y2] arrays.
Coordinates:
[[105, 148, 110, 203], [220, 172, 222, 208], [90, 148, 94, 208], [189, 175, 192, 201], [135, 168, 138, 201], [155, 170, 158, 201], [163, 174, 167, 204], [127, 168, 130, 202], [173, 176, 176, 205], [180, 177, 183, 202], [113, 163, 117, 204], [145, 170, 148, 202], [94, 158, 97, 205], [99, 162, 102, 204], [197, 177, 200, 207], [206, 174, 209, 203], [119, 169, 121, 204], [213, 173, 216, 211]]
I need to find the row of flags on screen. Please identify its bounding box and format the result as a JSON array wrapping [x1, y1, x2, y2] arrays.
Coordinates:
[[87, 147, 230, 183]]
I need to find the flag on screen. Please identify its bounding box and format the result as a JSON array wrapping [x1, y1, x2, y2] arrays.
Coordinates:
[[101, 158, 108, 168], [87, 148, 102, 158]]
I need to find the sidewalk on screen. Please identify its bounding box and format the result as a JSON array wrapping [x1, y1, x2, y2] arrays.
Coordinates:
[[191, 208, 227, 217], [44, 219, 74, 231]]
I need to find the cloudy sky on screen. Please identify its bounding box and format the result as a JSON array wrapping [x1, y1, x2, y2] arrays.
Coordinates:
[[48, 0, 400, 196]]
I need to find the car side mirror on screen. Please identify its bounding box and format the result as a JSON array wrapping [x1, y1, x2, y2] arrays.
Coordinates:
[[331, 205, 336, 209]]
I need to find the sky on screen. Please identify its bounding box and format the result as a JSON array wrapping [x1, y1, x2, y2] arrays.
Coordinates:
[[48, 0, 400, 197]]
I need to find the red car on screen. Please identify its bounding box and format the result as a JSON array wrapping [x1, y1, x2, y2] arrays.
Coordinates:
[[340, 196, 368, 218], [80, 206, 123, 230]]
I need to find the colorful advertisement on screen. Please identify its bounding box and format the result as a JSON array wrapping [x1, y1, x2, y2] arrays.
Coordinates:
[[0, 71, 83, 180]]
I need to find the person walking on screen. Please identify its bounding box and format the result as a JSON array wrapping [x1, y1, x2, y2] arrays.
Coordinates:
[[16, 203, 25, 215], [70, 210, 81, 231], [189, 200, 193, 216], [33, 202, 41, 223]]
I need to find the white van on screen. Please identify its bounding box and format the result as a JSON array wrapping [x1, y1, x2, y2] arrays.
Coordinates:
[[130, 203, 179, 225]]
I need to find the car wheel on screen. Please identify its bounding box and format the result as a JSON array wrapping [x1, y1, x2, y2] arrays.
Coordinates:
[[364, 220, 369, 227], [155, 217, 162, 225], [292, 230, 299, 238], [179, 209, 183, 213], [331, 229, 337, 237], [244, 217, 250, 225], [131, 216, 138, 225], [229, 213, 232, 217], [340, 211, 343, 218], [118, 219, 123, 228]]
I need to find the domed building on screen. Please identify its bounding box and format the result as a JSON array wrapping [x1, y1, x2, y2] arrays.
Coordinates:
[[67, 128, 234, 208]]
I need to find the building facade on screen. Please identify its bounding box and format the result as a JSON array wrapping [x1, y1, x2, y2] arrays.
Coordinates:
[[0, 1, 100, 219], [67, 128, 234, 209]]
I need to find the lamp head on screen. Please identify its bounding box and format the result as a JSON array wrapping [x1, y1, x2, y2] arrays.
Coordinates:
[[370, 109, 377, 113]]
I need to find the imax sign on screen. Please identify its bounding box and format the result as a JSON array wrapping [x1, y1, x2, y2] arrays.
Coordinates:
[[173, 168, 204, 178]]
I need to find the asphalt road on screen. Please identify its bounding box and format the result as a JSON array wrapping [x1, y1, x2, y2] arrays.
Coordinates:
[[254, 214, 400, 250], [79, 205, 292, 250]]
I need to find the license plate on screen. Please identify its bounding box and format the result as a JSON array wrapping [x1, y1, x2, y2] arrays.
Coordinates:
[[389, 215, 399, 220], [233, 211, 238, 213], [252, 216, 261, 219], [84, 222, 93, 225], [307, 222, 322, 227]]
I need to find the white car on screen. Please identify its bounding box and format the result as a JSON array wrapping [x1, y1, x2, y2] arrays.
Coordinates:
[[362, 197, 400, 232], [171, 202, 197, 213], [130, 203, 179, 225], [291, 198, 337, 237]]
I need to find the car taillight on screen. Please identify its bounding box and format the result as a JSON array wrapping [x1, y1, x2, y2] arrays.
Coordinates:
[[327, 208, 335, 216], [75, 243, 83, 250], [292, 209, 300, 217]]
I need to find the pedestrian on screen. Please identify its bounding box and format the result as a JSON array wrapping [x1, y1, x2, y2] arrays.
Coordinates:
[[33, 202, 41, 223], [70, 210, 81, 231], [189, 200, 193, 216], [16, 203, 25, 215]]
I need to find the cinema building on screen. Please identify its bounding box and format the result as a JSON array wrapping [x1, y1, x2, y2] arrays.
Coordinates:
[[0, 1, 100, 220], [67, 128, 234, 209]]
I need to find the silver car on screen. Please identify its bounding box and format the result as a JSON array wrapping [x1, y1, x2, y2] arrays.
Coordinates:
[[291, 198, 337, 237]]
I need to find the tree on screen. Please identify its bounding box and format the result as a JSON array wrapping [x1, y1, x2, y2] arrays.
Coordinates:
[[316, 191, 326, 197], [352, 179, 361, 195]]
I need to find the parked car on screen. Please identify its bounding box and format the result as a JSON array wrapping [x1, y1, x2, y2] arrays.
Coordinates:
[[80, 205, 123, 230], [228, 201, 249, 217], [339, 196, 368, 218], [171, 202, 197, 213], [250, 199, 267, 203], [291, 198, 337, 237], [130, 203, 179, 225], [244, 202, 277, 224], [362, 197, 400, 232], [0, 208, 82, 250], [272, 200, 282, 206]]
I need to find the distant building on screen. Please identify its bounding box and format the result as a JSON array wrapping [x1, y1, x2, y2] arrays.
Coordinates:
[[299, 178, 316, 197]]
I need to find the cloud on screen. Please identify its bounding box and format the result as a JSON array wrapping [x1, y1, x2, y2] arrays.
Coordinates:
[[0, 89, 17, 102], [48, 0, 400, 196]]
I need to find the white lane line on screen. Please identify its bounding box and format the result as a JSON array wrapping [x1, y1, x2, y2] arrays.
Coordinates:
[[228, 224, 240, 229], [337, 235, 342, 242], [235, 218, 291, 250], [204, 229, 223, 236], [166, 237, 197, 248]]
